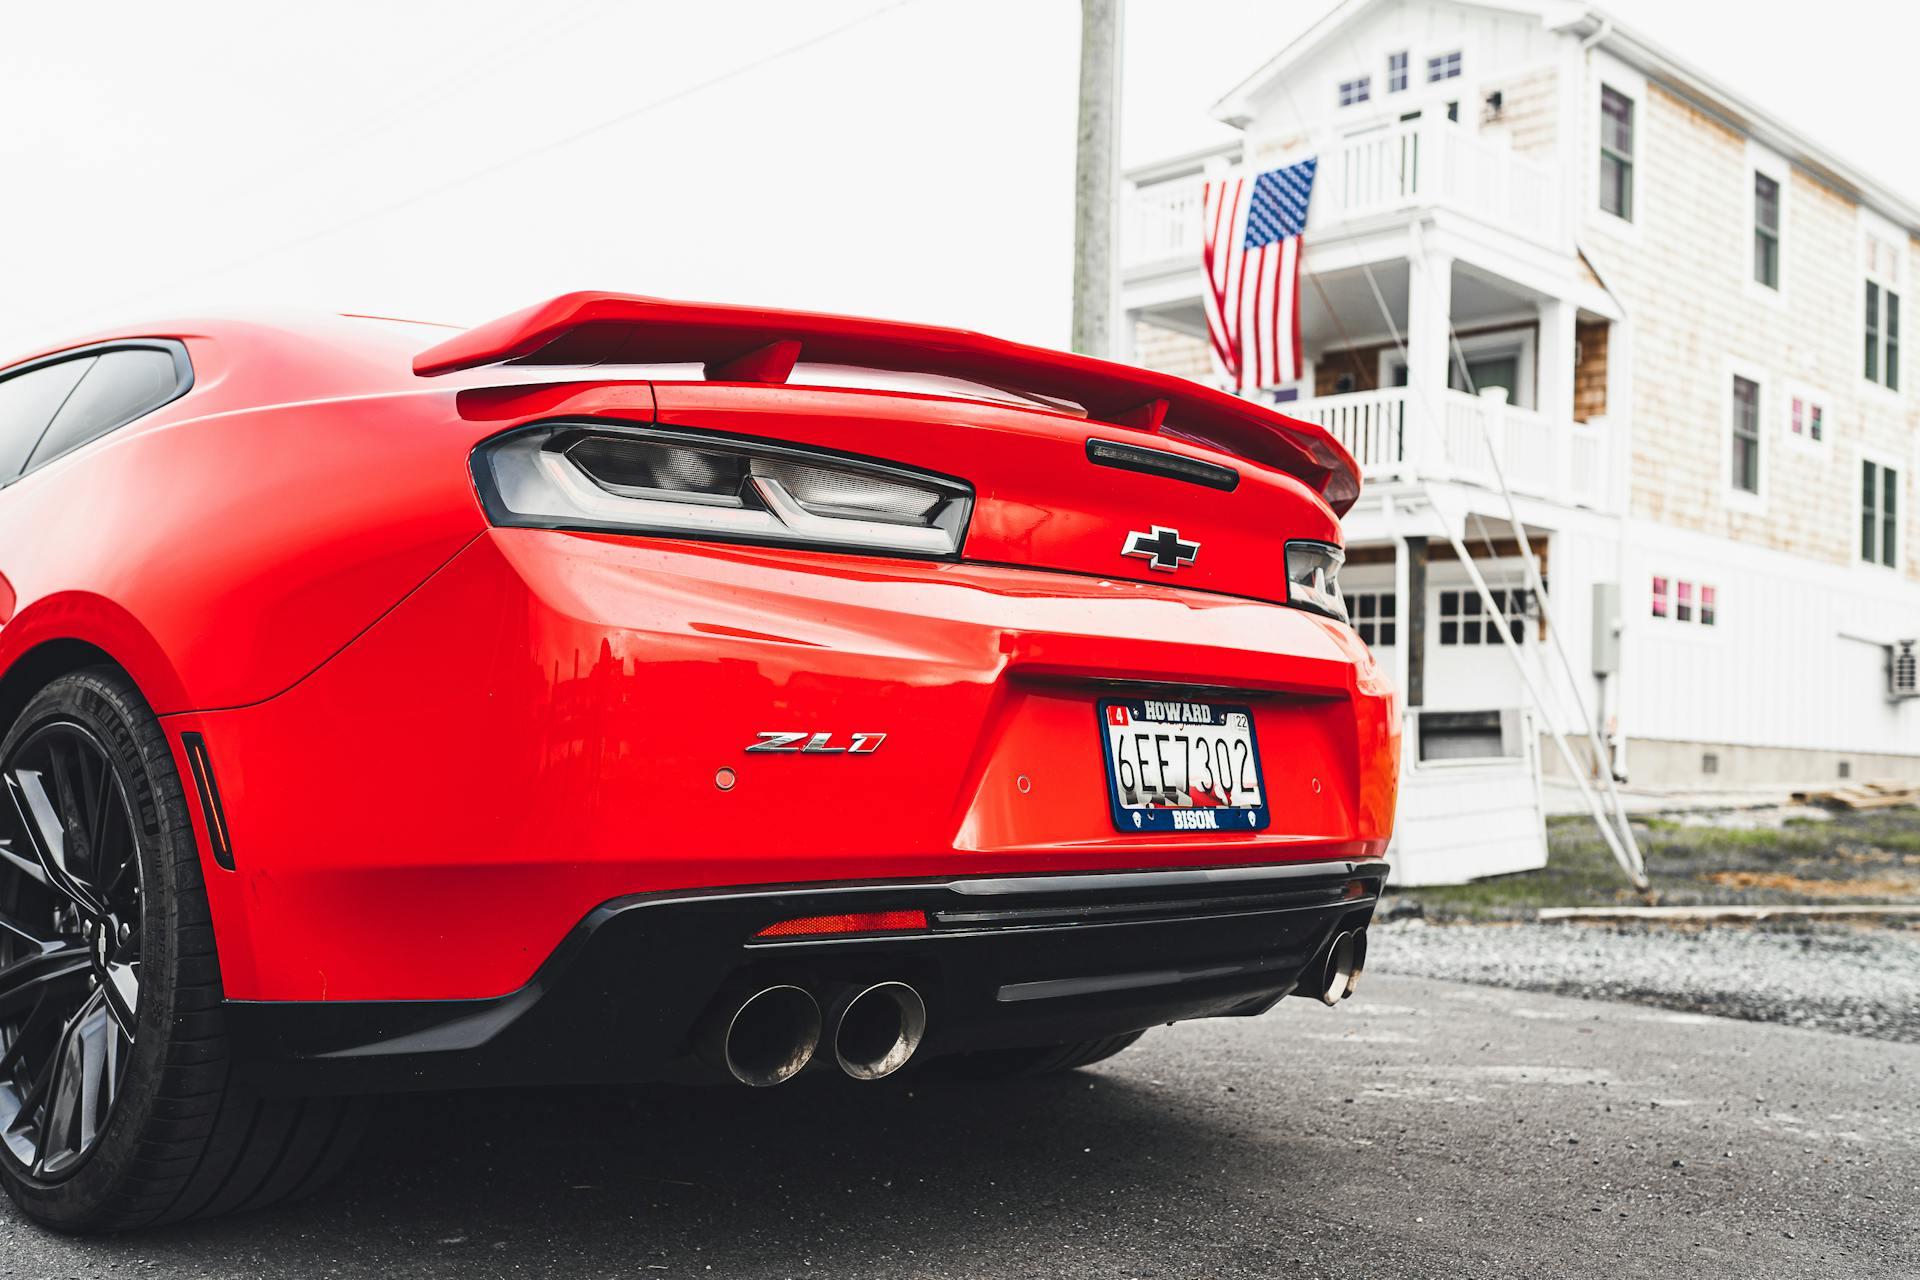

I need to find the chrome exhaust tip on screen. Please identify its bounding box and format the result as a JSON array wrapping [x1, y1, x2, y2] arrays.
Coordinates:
[[1344, 927, 1368, 1001], [1316, 930, 1358, 1007], [827, 981, 928, 1081], [704, 985, 822, 1087]]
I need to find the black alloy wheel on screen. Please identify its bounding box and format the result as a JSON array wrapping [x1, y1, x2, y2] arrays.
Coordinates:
[[0, 668, 367, 1233], [0, 720, 144, 1179]]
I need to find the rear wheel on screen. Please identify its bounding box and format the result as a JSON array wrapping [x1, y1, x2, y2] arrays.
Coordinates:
[[0, 667, 366, 1232], [950, 1030, 1147, 1079]]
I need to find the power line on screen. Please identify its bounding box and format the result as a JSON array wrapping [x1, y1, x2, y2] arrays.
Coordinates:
[[150, 0, 921, 297]]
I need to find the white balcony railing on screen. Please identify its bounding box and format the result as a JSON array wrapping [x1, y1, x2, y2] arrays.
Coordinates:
[[1285, 387, 1610, 510], [1123, 120, 1563, 270]]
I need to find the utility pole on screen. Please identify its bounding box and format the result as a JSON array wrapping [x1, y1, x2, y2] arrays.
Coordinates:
[[1072, 0, 1121, 357]]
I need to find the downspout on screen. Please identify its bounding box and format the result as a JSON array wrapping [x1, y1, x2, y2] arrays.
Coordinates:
[[1576, 13, 1627, 785]]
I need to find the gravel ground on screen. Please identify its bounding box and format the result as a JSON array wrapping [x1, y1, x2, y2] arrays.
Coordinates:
[[1393, 809, 1920, 921], [2, 974, 1914, 1278], [1373, 920, 1920, 1043]]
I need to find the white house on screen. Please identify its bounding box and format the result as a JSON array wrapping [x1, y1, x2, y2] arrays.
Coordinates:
[[1120, 0, 1920, 883]]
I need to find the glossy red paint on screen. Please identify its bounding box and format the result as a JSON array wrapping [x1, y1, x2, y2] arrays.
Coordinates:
[[0, 300, 1398, 1005], [412, 291, 1361, 515]]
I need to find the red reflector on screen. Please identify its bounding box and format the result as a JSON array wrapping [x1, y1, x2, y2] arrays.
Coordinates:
[[754, 910, 929, 938]]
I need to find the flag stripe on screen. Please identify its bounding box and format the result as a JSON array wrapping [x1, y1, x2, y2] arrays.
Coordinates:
[[1278, 234, 1299, 383], [1200, 157, 1316, 396]]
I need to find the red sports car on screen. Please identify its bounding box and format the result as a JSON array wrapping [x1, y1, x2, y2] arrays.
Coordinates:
[[0, 293, 1396, 1230]]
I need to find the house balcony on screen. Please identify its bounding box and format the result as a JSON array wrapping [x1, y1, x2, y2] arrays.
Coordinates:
[[1120, 123, 1619, 517], [1122, 119, 1565, 282], [1285, 386, 1612, 512]]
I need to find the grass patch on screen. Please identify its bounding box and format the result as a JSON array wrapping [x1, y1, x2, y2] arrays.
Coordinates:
[[1385, 807, 1920, 921]]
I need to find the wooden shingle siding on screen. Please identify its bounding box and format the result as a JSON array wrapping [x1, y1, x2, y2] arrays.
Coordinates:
[[1574, 320, 1608, 422], [1314, 343, 1393, 396], [1483, 65, 1557, 161], [1131, 321, 1212, 382], [1594, 83, 1919, 580]]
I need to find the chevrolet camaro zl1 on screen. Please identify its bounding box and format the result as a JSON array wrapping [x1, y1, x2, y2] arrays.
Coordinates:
[[0, 293, 1396, 1230]]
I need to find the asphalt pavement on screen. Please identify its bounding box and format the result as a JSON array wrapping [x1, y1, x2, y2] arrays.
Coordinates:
[[0, 975, 1912, 1279]]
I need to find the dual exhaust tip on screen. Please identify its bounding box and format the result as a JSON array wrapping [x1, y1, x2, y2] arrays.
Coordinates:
[[709, 926, 1366, 1083], [702, 981, 927, 1087], [1310, 927, 1368, 1006]]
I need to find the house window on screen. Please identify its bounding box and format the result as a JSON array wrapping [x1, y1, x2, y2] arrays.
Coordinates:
[[1350, 591, 1398, 647], [1653, 575, 1719, 625], [1862, 459, 1900, 567], [1866, 281, 1901, 389], [1437, 588, 1528, 646], [1753, 173, 1780, 289], [1790, 395, 1824, 442], [1599, 86, 1634, 221], [1427, 50, 1462, 82], [1338, 77, 1371, 107], [1387, 50, 1409, 93], [1731, 375, 1761, 494]]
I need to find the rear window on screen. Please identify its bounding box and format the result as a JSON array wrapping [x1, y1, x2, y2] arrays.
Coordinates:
[[27, 346, 187, 471], [0, 356, 96, 481]]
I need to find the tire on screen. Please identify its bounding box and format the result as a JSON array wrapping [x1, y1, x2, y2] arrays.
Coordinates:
[[0, 667, 367, 1232], [950, 1030, 1147, 1080]]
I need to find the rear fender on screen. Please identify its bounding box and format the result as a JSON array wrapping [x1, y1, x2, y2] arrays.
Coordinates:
[[0, 593, 189, 718]]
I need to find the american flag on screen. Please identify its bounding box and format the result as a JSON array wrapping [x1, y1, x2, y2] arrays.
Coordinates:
[[1202, 157, 1316, 393]]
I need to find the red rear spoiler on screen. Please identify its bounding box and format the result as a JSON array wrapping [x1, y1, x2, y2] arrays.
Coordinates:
[[414, 292, 1359, 514]]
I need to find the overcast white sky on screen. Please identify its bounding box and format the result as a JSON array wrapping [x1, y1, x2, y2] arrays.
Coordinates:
[[3, 0, 1916, 360]]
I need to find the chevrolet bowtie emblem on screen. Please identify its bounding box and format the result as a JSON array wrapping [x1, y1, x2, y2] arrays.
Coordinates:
[[1122, 525, 1200, 571]]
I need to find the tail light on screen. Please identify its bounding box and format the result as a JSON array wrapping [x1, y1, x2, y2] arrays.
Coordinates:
[[474, 423, 973, 556], [753, 910, 929, 938], [1285, 540, 1348, 624]]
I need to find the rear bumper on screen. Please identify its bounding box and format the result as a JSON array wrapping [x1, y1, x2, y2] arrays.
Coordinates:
[[177, 529, 1399, 1003], [224, 858, 1387, 1094]]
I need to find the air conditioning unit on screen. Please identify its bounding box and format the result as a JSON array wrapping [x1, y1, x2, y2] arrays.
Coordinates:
[[1891, 640, 1919, 701]]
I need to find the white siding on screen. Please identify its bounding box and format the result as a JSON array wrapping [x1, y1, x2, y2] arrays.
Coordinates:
[[1620, 519, 1920, 756], [1238, 0, 1563, 167]]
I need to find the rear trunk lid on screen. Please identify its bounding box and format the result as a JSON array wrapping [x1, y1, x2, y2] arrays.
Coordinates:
[[421, 292, 1360, 607], [645, 380, 1337, 607]]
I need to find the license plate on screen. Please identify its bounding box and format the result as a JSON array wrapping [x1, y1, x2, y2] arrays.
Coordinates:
[[1097, 699, 1270, 833]]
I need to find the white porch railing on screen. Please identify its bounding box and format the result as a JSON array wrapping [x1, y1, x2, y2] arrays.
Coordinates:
[[1122, 120, 1563, 270], [1285, 387, 1610, 510], [1286, 386, 1409, 474]]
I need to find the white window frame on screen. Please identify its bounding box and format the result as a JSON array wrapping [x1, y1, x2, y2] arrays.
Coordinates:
[[1434, 585, 1530, 648], [1724, 359, 1769, 513], [1387, 50, 1409, 94], [1589, 57, 1645, 242], [1426, 50, 1462, 83], [1860, 213, 1904, 399], [1348, 589, 1399, 648], [1859, 448, 1904, 570], [1338, 76, 1372, 108], [1746, 142, 1789, 305], [1780, 379, 1830, 456], [1646, 571, 1726, 643], [1597, 85, 1635, 222]]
